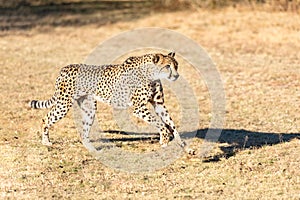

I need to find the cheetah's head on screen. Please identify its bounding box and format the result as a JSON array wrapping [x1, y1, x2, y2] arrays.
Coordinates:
[[152, 52, 179, 81]]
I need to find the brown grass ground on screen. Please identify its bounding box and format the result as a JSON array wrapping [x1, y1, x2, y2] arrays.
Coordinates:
[[0, 5, 300, 199]]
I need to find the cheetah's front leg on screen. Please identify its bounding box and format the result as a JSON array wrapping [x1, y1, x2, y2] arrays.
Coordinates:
[[152, 104, 182, 144], [152, 103, 195, 155], [132, 104, 171, 147]]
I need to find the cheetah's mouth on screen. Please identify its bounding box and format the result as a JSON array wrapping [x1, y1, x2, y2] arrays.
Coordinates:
[[158, 65, 179, 81], [169, 74, 179, 81]]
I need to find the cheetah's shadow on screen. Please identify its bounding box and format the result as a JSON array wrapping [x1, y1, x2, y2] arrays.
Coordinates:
[[91, 129, 300, 162]]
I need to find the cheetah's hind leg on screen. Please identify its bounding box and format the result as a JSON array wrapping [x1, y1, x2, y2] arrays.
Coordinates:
[[41, 98, 72, 146], [75, 95, 97, 144]]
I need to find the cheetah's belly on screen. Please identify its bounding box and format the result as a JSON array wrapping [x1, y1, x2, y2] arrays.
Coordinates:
[[93, 94, 111, 104]]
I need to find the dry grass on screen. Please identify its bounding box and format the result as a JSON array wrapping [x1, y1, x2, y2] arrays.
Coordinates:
[[0, 4, 300, 199]]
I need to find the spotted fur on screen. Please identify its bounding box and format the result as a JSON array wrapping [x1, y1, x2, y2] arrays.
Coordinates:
[[29, 52, 194, 154]]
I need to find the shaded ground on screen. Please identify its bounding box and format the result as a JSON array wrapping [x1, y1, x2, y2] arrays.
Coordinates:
[[0, 0, 158, 31], [0, 3, 299, 199]]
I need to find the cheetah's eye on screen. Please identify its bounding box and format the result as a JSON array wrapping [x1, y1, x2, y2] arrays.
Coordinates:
[[165, 65, 170, 69]]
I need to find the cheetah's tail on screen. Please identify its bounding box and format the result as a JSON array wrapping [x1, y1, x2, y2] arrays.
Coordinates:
[[29, 96, 56, 109]]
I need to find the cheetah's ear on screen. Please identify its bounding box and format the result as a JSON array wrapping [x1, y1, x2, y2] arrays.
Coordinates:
[[153, 54, 160, 64], [168, 52, 175, 57]]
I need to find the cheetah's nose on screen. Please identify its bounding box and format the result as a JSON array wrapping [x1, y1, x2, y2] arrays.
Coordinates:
[[172, 74, 179, 81]]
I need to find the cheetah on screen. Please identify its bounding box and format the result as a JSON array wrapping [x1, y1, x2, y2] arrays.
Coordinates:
[[29, 52, 194, 154]]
